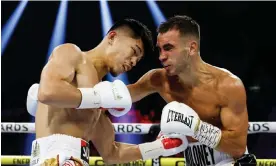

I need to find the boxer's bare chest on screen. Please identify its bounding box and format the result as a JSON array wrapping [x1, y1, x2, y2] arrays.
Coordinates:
[[159, 78, 223, 127]]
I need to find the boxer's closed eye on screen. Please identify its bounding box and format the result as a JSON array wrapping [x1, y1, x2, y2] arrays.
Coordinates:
[[131, 47, 137, 55]]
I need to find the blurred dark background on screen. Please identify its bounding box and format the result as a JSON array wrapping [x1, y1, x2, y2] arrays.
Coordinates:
[[1, 1, 276, 163]]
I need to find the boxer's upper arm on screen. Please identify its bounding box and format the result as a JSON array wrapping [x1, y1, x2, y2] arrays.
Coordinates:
[[128, 69, 161, 102], [38, 44, 83, 107], [218, 77, 248, 157]]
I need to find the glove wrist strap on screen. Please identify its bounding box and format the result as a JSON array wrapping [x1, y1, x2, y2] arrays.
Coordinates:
[[138, 140, 163, 160], [77, 88, 101, 109], [193, 121, 222, 149]]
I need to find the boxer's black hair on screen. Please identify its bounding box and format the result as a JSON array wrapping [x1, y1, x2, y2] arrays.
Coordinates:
[[157, 15, 200, 41], [108, 18, 154, 57]]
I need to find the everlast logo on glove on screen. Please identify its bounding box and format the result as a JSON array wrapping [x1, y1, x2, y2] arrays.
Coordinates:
[[166, 109, 194, 128]]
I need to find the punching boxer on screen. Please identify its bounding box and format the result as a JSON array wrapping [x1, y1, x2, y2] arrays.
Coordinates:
[[27, 18, 188, 166], [128, 15, 256, 166]]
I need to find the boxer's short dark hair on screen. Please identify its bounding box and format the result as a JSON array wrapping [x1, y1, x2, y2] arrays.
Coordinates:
[[108, 18, 154, 57], [157, 15, 200, 40]]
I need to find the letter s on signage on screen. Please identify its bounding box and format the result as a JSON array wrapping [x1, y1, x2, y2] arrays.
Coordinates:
[[262, 123, 269, 131], [135, 125, 142, 133]]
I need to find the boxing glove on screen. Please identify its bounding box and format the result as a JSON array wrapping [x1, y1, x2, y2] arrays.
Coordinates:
[[27, 80, 132, 117], [93, 80, 132, 117], [138, 133, 188, 160], [160, 101, 200, 136], [26, 83, 39, 116], [156, 131, 188, 157], [78, 80, 132, 117], [160, 101, 222, 148]]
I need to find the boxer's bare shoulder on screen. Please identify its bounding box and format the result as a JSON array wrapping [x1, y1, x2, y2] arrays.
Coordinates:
[[40, 43, 99, 94], [48, 43, 83, 63], [214, 66, 246, 102], [215, 67, 247, 111]]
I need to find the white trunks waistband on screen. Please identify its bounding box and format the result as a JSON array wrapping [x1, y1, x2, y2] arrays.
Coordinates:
[[30, 134, 90, 166]]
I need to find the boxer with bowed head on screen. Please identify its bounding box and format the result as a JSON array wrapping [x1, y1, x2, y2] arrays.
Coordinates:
[[27, 18, 189, 166], [128, 15, 253, 165]]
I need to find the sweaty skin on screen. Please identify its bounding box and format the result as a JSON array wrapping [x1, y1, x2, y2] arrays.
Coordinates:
[[128, 66, 248, 159], [36, 40, 145, 165], [37, 44, 102, 140], [128, 27, 248, 159], [128, 65, 248, 157]]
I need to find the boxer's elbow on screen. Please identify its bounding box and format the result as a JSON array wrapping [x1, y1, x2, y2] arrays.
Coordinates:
[[37, 86, 55, 104], [102, 144, 126, 165], [220, 132, 247, 158], [103, 158, 117, 165], [102, 149, 120, 165], [231, 146, 246, 159], [102, 153, 117, 165], [38, 91, 51, 104], [101, 155, 112, 165], [98, 144, 117, 165], [228, 138, 247, 158], [233, 134, 247, 158]]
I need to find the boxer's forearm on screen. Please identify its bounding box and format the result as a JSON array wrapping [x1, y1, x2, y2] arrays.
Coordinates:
[[193, 120, 246, 158], [104, 142, 142, 165], [128, 84, 148, 102], [215, 130, 247, 159], [38, 80, 82, 108], [127, 80, 157, 103]]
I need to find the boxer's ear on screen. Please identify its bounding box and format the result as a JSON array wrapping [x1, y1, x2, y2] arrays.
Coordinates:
[[108, 31, 117, 45], [188, 41, 198, 56]]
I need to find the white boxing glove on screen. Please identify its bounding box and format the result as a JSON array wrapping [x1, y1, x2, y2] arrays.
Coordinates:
[[138, 132, 188, 160], [78, 80, 132, 117], [26, 83, 39, 116], [160, 101, 200, 136], [27, 80, 132, 118], [93, 80, 132, 117], [160, 101, 222, 149]]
